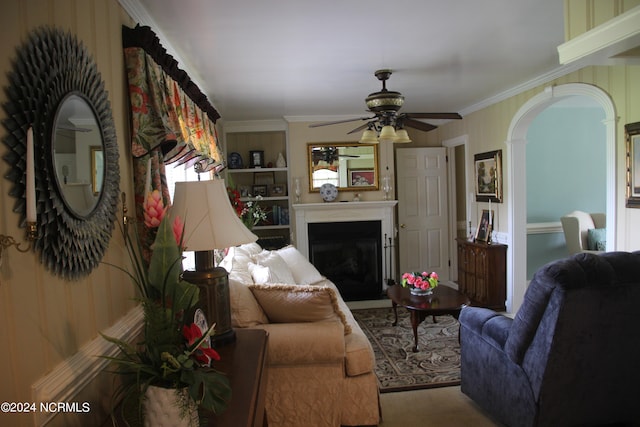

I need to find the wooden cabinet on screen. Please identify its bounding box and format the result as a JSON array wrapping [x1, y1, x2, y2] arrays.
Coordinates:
[[224, 126, 291, 249], [456, 238, 507, 311]]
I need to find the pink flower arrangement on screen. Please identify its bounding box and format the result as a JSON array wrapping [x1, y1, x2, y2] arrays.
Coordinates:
[[401, 271, 439, 291]]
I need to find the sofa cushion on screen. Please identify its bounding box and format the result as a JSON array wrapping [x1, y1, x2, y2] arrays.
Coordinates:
[[248, 283, 352, 334], [276, 245, 324, 285], [250, 251, 296, 284], [228, 275, 269, 327]]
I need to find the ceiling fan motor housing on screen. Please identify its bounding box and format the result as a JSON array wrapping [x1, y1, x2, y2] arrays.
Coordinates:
[[366, 69, 404, 112], [366, 90, 404, 112]]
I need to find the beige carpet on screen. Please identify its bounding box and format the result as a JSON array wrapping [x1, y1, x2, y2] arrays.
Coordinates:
[[379, 386, 500, 427], [352, 307, 461, 392]]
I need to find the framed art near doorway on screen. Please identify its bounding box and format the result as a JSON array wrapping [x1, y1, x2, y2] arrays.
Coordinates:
[[625, 122, 640, 208], [475, 150, 502, 202]]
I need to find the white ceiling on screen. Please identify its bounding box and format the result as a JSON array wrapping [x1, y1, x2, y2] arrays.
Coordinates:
[[123, 0, 570, 123]]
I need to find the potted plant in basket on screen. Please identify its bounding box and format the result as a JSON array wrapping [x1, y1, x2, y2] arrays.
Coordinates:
[[102, 190, 231, 426], [401, 271, 439, 296]]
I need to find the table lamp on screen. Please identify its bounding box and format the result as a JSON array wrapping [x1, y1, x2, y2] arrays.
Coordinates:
[[171, 178, 258, 345]]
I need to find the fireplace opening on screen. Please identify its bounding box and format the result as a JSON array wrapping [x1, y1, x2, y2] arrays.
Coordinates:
[[308, 220, 382, 301]]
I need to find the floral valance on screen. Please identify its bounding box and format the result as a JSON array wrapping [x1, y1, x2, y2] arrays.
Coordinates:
[[122, 25, 222, 171]]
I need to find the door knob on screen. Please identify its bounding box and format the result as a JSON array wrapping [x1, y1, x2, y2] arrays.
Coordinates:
[[400, 224, 406, 228]]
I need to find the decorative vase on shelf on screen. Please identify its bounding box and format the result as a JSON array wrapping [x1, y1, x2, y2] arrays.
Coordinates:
[[143, 385, 199, 427], [410, 287, 433, 296], [276, 152, 286, 168]]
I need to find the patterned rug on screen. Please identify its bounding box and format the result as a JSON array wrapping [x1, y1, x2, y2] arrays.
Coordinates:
[[352, 307, 461, 393]]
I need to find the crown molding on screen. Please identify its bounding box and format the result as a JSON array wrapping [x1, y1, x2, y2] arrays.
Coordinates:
[[458, 63, 582, 117], [557, 5, 640, 66]]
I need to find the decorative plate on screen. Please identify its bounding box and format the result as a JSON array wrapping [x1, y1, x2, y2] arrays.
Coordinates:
[[320, 183, 338, 202], [228, 152, 243, 169]]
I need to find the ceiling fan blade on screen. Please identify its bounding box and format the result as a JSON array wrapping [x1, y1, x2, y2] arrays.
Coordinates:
[[309, 116, 376, 128], [347, 121, 376, 135], [402, 118, 438, 132], [404, 112, 462, 120]]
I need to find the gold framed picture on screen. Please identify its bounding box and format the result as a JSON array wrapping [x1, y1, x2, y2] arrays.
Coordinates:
[[474, 150, 502, 203]]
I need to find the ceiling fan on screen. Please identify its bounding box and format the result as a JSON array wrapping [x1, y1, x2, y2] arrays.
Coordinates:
[[311, 146, 359, 165], [309, 69, 462, 139]]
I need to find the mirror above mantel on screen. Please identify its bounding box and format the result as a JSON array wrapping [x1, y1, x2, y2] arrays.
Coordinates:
[[308, 142, 379, 192]]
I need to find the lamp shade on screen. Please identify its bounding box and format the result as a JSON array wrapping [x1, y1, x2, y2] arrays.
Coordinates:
[[378, 125, 397, 143], [171, 179, 258, 251], [394, 128, 412, 143], [359, 129, 379, 144]]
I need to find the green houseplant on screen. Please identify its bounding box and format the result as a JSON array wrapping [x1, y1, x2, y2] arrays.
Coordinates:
[[102, 190, 231, 425]]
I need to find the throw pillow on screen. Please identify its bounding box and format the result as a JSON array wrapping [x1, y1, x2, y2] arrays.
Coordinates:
[[587, 228, 606, 251], [248, 283, 352, 334], [251, 251, 296, 284], [276, 245, 324, 285], [228, 276, 269, 327]]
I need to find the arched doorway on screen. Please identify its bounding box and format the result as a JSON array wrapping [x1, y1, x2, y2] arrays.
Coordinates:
[[505, 83, 616, 313]]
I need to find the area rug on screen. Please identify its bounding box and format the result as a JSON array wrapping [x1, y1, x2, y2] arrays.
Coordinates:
[[352, 307, 461, 393]]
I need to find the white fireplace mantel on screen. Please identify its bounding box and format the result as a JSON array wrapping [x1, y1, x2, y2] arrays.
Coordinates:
[[293, 201, 398, 288]]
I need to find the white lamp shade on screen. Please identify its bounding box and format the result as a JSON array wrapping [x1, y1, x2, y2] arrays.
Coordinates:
[[378, 125, 397, 143], [359, 129, 379, 144], [171, 179, 258, 251], [394, 128, 412, 143]]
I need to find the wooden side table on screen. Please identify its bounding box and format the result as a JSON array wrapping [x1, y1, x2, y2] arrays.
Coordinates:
[[106, 328, 269, 427], [207, 328, 269, 427]]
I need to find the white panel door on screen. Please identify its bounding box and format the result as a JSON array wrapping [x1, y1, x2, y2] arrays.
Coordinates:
[[396, 147, 449, 281]]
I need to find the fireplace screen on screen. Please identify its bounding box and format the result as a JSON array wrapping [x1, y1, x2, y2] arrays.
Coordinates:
[[308, 220, 382, 301]]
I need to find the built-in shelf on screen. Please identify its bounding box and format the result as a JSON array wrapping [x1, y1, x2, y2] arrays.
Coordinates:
[[224, 126, 290, 249]]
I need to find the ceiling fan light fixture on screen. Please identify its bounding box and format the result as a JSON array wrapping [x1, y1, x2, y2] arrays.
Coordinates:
[[378, 125, 397, 143], [359, 129, 379, 144], [393, 128, 412, 143]]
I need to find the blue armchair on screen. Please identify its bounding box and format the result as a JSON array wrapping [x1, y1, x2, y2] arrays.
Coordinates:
[[459, 251, 640, 427]]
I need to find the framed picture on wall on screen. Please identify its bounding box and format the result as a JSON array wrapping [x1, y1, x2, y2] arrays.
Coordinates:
[[474, 150, 503, 203], [625, 121, 640, 208]]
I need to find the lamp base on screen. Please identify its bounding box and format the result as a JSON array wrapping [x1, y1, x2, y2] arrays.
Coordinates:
[[183, 264, 236, 347]]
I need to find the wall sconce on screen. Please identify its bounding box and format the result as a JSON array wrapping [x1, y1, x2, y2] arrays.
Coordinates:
[[1, 126, 38, 267], [0, 225, 36, 267]]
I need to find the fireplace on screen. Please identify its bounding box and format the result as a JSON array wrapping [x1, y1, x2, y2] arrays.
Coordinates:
[[308, 221, 382, 301], [293, 201, 397, 300]]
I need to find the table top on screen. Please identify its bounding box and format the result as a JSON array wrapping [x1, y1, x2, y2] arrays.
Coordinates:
[[207, 328, 269, 427], [386, 284, 470, 313]]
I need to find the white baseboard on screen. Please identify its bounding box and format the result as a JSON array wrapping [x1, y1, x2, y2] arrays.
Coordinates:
[[31, 305, 143, 426]]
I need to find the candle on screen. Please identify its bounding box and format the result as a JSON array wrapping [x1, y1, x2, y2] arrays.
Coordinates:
[[26, 126, 36, 222], [488, 199, 492, 227]]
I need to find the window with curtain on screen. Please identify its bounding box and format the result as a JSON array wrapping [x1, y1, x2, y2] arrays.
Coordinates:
[[122, 24, 224, 259]]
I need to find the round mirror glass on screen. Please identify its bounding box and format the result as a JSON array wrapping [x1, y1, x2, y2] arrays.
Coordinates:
[[53, 93, 104, 217]]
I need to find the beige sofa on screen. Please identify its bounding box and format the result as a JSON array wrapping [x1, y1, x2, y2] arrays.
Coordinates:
[[221, 243, 380, 427]]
